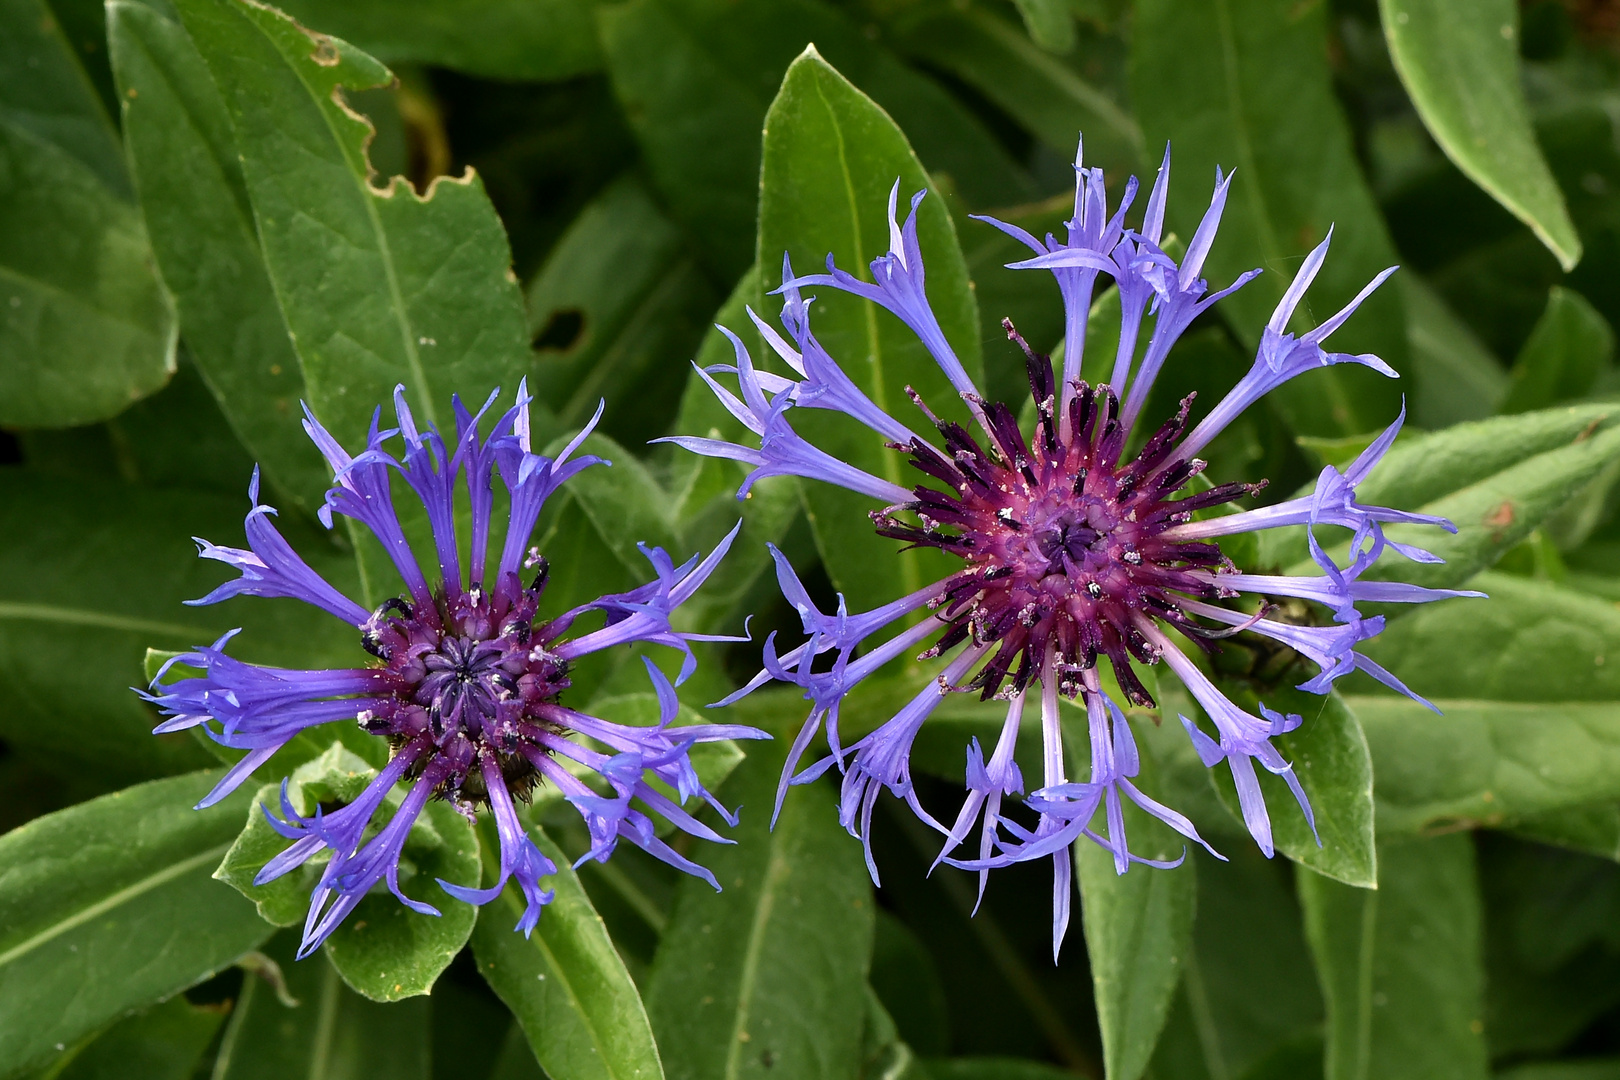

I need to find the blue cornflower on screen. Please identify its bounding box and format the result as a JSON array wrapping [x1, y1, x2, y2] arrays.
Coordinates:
[[143, 385, 764, 957], [669, 136, 1481, 956]]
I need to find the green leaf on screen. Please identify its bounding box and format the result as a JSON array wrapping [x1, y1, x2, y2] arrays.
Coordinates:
[[1400, 276, 1506, 429], [0, 0, 127, 190], [107, 0, 328, 509], [1205, 687, 1376, 888], [1006, 0, 1074, 54], [1297, 834, 1489, 1080], [252, 0, 599, 81], [1354, 696, 1620, 838], [50, 996, 224, 1080], [525, 175, 718, 441], [1360, 572, 1620, 703], [0, 771, 274, 1075], [472, 825, 664, 1080], [0, 469, 356, 788], [1131, 0, 1405, 438], [757, 46, 981, 608], [1075, 734, 1198, 1080], [597, 0, 1033, 281], [644, 732, 876, 1080], [1148, 848, 1323, 1079], [886, 7, 1140, 171], [322, 799, 479, 1002], [0, 0, 176, 430], [1351, 418, 1620, 590], [171, 0, 533, 449], [1379, 0, 1582, 271], [1502, 286, 1615, 414], [1507, 803, 1620, 862], [1352, 403, 1619, 512], [209, 931, 430, 1080]]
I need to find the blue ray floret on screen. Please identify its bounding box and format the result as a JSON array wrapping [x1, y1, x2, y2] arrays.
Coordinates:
[[142, 384, 764, 957], [669, 134, 1483, 957]]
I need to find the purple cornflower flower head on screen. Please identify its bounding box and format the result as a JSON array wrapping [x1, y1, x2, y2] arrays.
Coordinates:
[[670, 134, 1476, 957], [142, 384, 765, 958]]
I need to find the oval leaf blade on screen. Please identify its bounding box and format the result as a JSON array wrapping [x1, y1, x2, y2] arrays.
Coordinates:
[[0, 770, 273, 1075], [1380, 0, 1582, 271], [472, 825, 664, 1080]]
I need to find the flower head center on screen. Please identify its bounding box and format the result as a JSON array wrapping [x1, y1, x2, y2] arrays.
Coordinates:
[[875, 335, 1261, 704], [358, 569, 571, 804]]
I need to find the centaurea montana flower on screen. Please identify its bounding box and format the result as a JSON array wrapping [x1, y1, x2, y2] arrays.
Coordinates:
[[142, 385, 764, 957], [668, 136, 1481, 956]]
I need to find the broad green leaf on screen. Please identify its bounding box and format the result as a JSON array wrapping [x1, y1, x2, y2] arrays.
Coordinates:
[[1075, 734, 1197, 1080], [1352, 403, 1619, 512], [1297, 834, 1489, 1080], [1361, 572, 1620, 703], [472, 825, 664, 1080], [322, 799, 479, 1002], [1206, 687, 1376, 888], [0, 469, 355, 788], [597, 0, 1032, 281], [885, 6, 1141, 171], [1502, 286, 1615, 414], [644, 733, 875, 1080], [1355, 420, 1620, 590], [172, 0, 533, 448], [1401, 276, 1505, 429], [758, 47, 981, 607], [0, 771, 273, 1075], [525, 175, 717, 441], [1354, 696, 1620, 837], [1132, 0, 1405, 438], [1379, 0, 1581, 271], [210, 931, 430, 1080], [107, 0, 328, 509], [0, 0, 176, 430], [51, 996, 224, 1080], [1147, 848, 1323, 1079], [1006, 0, 1074, 54], [258, 0, 599, 81], [1508, 803, 1620, 862], [0, 0, 126, 190]]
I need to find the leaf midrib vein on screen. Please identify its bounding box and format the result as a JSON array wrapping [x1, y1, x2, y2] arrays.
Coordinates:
[[0, 842, 230, 969]]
